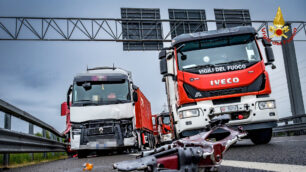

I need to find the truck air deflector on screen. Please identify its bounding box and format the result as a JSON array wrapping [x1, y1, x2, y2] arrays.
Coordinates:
[[183, 73, 266, 99], [74, 73, 128, 82], [171, 26, 256, 47]]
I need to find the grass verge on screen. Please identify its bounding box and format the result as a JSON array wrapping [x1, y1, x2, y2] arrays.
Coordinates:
[[0, 152, 67, 168]]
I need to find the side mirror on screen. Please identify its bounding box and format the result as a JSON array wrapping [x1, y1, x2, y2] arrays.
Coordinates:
[[265, 47, 275, 63], [159, 58, 167, 75], [262, 38, 275, 67], [61, 102, 70, 116], [133, 91, 138, 102]]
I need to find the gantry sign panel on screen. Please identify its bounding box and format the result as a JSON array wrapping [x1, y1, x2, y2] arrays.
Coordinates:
[[214, 9, 251, 29], [168, 9, 208, 38], [121, 8, 163, 51]]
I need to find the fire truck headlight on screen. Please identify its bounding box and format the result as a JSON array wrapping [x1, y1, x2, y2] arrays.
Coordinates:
[[162, 133, 172, 141], [179, 109, 200, 119], [258, 100, 276, 110]]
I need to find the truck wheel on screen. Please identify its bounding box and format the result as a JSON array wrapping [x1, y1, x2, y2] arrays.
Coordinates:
[[77, 151, 87, 158], [249, 128, 272, 145]]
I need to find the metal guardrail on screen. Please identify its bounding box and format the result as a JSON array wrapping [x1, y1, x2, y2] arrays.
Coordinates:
[[0, 129, 66, 153], [0, 99, 66, 168], [273, 114, 306, 136], [0, 99, 62, 136]]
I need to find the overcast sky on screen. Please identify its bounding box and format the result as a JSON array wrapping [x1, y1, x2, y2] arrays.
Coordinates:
[[0, 0, 305, 132]]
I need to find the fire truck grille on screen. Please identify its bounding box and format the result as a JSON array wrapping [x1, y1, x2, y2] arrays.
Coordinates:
[[207, 87, 245, 97], [183, 73, 266, 99]]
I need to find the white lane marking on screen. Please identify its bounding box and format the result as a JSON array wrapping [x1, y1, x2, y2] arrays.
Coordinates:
[[129, 153, 141, 156], [222, 160, 306, 172], [272, 139, 306, 143]]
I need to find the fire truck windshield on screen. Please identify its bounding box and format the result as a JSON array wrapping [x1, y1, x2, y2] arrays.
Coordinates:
[[72, 80, 131, 106], [162, 116, 171, 125], [177, 34, 261, 74]]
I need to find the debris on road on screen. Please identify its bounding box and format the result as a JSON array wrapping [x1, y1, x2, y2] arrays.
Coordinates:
[[113, 118, 247, 171], [83, 162, 93, 171]]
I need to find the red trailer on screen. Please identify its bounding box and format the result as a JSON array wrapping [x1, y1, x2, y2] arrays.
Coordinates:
[[134, 88, 155, 148]]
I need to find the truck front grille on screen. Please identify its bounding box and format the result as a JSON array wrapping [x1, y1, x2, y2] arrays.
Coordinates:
[[79, 119, 133, 145], [88, 126, 114, 136]]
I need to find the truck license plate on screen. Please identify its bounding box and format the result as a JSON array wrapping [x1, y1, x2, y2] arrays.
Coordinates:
[[220, 105, 238, 113], [98, 139, 117, 147], [212, 114, 231, 120]]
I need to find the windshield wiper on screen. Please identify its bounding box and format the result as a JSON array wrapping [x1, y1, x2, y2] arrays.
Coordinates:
[[74, 100, 99, 106], [183, 64, 215, 70], [75, 99, 91, 102], [111, 99, 129, 104], [216, 60, 250, 65]]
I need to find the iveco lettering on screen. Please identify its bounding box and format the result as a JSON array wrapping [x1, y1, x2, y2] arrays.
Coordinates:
[[210, 77, 239, 86]]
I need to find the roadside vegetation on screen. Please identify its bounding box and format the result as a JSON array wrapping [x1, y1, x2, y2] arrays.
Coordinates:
[[0, 152, 67, 168]]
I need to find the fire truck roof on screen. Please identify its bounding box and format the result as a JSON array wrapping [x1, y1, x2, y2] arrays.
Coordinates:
[[158, 112, 169, 117], [171, 26, 257, 47]]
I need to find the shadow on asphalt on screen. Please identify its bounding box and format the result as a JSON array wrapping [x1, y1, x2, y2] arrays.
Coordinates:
[[77, 149, 137, 159]]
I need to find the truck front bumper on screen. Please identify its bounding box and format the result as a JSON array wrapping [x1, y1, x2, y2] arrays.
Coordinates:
[[175, 96, 278, 137], [73, 136, 136, 150], [71, 135, 136, 150], [179, 121, 277, 138], [70, 118, 136, 150], [230, 121, 277, 131]]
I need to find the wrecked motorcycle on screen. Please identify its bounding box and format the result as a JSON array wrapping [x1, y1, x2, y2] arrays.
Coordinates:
[[113, 118, 247, 172]]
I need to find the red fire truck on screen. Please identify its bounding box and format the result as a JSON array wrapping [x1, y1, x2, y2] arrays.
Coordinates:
[[159, 26, 278, 144], [152, 112, 174, 145]]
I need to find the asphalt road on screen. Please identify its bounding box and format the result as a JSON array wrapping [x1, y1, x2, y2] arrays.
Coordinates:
[[4, 136, 306, 172]]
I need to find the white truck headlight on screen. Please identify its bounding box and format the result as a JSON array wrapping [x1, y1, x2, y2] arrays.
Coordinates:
[[178, 109, 200, 119], [258, 100, 275, 110]]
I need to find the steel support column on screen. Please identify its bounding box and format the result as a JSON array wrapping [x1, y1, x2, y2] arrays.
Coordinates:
[[42, 129, 47, 159], [3, 113, 11, 167], [29, 123, 34, 161], [281, 23, 305, 122]]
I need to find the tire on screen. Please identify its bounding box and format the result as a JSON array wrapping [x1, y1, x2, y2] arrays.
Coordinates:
[[249, 128, 272, 145], [77, 150, 87, 158]]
